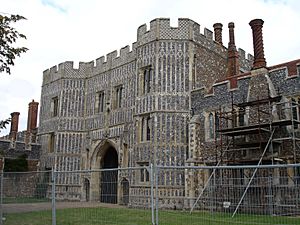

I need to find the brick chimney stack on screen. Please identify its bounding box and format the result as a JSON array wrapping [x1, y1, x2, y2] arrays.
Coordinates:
[[249, 19, 266, 69], [213, 23, 223, 45], [26, 100, 39, 144], [9, 112, 20, 141], [227, 22, 239, 77]]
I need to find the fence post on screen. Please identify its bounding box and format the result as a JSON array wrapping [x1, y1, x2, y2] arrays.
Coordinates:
[[0, 170, 3, 225], [51, 167, 56, 225], [150, 163, 155, 225], [155, 166, 159, 225]]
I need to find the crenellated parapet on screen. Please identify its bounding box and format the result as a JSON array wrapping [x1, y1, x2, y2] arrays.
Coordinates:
[[44, 18, 256, 85], [43, 61, 94, 85], [43, 44, 137, 84], [137, 18, 201, 46], [92, 44, 137, 75]]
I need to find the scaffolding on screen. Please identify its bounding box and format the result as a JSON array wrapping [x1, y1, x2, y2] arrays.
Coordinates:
[[216, 94, 300, 165], [191, 93, 300, 216]]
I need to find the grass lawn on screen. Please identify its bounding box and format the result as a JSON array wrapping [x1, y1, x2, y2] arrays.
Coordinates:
[[3, 207, 300, 225]]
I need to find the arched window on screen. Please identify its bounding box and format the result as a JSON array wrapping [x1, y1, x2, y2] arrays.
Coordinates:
[[215, 113, 220, 138], [209, 113, 214, 139], [146, 116, 151, 141], [291, 98, 299, 129]]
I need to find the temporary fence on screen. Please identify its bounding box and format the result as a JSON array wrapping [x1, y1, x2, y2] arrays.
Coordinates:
[[0, 164, 299, 225]]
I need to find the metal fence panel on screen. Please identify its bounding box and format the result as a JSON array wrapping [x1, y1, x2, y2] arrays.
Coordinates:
[[157, 165, 300, 225], [0, 170, 52, 225], [0, 165, 299, 225], [54, 167, 152, 225]]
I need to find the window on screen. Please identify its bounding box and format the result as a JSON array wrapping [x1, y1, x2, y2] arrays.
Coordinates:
[[215, 113, 220, 138], [138, 163, 150, 183], [49, 133, 55, 153], [140, 115, 151, 142], [140, 66, 152, 95], [206, 111, 220, 140], [51, 97, 59, 117], [291, 97, 300, 129], [238, 107, 245, 126], [114, 85, 123, 109], [96, 91, 105, 113], [209, 113, 214, 139]]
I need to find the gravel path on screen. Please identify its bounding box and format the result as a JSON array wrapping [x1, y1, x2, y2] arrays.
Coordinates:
[[3, 202, 125, 213]]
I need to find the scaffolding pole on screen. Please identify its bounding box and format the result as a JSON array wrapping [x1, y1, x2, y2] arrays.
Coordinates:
[[232, 128, 275, 217]]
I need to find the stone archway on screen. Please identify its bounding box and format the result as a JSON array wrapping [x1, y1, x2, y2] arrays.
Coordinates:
[[89, 140, 119, 203], [100, 146, 118, 203]]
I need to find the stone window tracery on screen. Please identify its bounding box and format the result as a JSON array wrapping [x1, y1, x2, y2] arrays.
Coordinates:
[[138, 162, 150, 183], [139, 66, 152, 95], [140, 115, 151, 142], [95, 91, 105, 113], [114, 85, 123, 109]]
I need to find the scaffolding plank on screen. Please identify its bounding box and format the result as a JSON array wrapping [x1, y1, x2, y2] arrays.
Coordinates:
[[237, 96, 282, 107]]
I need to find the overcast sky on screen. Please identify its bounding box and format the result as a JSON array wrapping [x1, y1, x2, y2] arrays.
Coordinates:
[[1, 0, 300, 135]]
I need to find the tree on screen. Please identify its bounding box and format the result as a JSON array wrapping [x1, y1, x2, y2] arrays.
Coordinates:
[[0, 14, 28, 74], [0, 118, 11, 130]]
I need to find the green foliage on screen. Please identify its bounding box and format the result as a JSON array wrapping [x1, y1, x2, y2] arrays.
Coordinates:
[[0, 14, 28, 74], [4, 153, 28, 172], [0, 117, 11, 131]]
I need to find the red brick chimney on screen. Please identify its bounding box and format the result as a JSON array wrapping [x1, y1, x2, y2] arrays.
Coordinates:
[[213, 23, 223, 45], [227, 22, 239, 77], [26, 100, 39, 144], [249, 19, 266, 69], [9, 112, 20, 141]]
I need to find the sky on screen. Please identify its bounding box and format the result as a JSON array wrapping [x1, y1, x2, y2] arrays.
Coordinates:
[[0, 0, 300, 135]]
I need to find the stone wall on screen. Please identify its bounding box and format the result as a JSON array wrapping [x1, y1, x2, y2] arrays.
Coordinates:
[[38, 18, 252, 206], [2, 173, 45, 198]]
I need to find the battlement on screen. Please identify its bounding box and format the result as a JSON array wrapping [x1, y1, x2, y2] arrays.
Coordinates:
[[42, 18, 255, 85], [42, 61, 94, 85], [137, 18, 203, 45], [43, 43, 137, 85]]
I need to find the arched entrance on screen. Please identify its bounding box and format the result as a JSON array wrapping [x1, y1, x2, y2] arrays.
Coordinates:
[[100, 146, 118, 203]]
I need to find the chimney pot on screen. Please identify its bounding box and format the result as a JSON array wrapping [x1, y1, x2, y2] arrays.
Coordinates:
[[227, 22, 239, 78], [213, 23, 223, 45], [9, 112, 20, 141], [26, 99, 39, 144], [249, 19, 266, 69]]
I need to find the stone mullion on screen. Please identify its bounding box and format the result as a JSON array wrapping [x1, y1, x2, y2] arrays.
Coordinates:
[[76, 88, 80, 117], [172, 54, 176, 93], [169, 42, 173, 94], [175, 45, 178, 95], [66, 88, 70, 118], [182, 43, 186, 93], [166, 44, 170, 93], [179, 48, 183, 93]]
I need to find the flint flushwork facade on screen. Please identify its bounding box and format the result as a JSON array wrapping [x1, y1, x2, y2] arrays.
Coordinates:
[[38, 18, 300, 208]]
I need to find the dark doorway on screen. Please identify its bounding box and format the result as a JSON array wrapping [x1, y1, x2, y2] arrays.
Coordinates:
[[84, 178, 90, 202], [100, 146, 118, 204], [121, 178, 129, 205]]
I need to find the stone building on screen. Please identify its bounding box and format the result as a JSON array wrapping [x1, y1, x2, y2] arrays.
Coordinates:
[[188, 19, 300, 213], [38, 18, 299, 209]]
